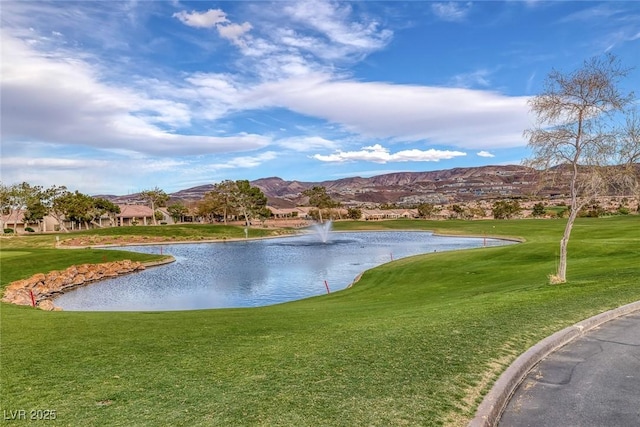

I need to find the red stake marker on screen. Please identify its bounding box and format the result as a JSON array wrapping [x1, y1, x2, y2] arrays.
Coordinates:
[[324, 280, 330, 294], [29, 290, 36, 307]]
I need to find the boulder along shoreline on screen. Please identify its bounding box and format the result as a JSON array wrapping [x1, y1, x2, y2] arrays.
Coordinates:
[[1, 257, 175, 311]]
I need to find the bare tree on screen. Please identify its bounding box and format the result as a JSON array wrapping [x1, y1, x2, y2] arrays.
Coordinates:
[[524, 53, 635, 283], [609, 109, 640, 196]]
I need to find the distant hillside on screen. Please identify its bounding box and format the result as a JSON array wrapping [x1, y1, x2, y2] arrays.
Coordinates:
[[99, 164, 639, 208], [100, 165, 542, 207]]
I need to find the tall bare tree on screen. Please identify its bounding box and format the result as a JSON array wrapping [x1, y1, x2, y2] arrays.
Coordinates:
[[524, 54, 635, 283], [609, 109, 640, 196]]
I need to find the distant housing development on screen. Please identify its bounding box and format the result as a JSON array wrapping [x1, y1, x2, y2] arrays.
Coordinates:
[[1, 165, 638, 234]]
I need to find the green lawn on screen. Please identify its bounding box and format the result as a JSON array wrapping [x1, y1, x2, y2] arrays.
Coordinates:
[[1, 217, 639, 426], [0, 251, 31, 260]]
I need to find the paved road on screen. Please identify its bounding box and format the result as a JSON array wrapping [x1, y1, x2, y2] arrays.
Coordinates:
[[499, 311, 640, 427]]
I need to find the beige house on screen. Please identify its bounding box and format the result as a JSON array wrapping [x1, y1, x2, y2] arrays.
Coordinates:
[[156, 207, 175, 224], [116, 204, 155, 226], [1, 204, 156, 233], [1, 210, 29, 233], [360, 208, 418, 220], [0, 210, 62, 233], [268, 206, 310, 219]]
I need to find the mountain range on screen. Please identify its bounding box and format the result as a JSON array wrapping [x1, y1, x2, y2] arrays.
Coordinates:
[[101, 165, 562, 208]]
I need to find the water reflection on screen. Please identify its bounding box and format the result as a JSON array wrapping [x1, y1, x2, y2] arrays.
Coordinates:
[[54, 231, 511, 311]]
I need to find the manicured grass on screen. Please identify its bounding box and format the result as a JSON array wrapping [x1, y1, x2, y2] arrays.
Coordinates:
[[0, 251, 31, 260], [1, 217, 639, 426], [0, 248, 165, 285], [0, 223, 292, 250]]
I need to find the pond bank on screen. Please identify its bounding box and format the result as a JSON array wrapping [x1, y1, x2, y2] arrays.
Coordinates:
[[1, 257, 175, 310]]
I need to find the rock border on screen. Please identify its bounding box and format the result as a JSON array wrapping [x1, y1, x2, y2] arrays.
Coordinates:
[[1, 257, 175, 311], [468, 300, 640, 427]]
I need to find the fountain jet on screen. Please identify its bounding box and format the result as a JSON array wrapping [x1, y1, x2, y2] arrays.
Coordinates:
[[312, 220, 333, 243]]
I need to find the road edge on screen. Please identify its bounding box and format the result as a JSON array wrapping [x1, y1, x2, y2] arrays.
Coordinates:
[[468, 300, 640, 427]]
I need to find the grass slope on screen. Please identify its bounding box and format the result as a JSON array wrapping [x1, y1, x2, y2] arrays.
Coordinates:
[[1, 217, 639, 426]]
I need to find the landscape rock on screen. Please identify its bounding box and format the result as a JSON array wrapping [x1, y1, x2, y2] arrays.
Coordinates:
[[38, 299, 56, 311], [1, 260, 145, 309]]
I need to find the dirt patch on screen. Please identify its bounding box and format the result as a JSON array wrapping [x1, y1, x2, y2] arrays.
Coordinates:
[[59, 235, 172, 247], [445, 344, 518, 426]]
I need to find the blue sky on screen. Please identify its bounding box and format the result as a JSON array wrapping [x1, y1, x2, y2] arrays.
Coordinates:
[[1, 1, 639, 195]]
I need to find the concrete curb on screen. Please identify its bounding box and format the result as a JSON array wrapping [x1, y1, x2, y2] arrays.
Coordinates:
[[468, 300, 640, 427]]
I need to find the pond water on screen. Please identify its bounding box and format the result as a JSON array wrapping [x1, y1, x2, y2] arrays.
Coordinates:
[[54, 231, 511, 311]]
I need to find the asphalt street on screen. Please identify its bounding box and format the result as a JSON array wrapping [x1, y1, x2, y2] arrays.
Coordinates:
[[499, 311, 640, 427]]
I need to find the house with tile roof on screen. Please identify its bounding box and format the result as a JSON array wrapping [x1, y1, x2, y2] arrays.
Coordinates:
[[116, 204, 155, 226]]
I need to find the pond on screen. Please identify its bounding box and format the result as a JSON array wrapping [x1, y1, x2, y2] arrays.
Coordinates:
[[54, 231, 512, 311]]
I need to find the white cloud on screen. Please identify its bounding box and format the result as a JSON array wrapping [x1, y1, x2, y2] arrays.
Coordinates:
[[230, 0, 392, 80], [247, 75, 532, 149], [278, 136, 339, 152], [312, 144, 466, 163], [1, 157, 112, 170], [173, 8, 252, 47], [451, 69, 492, 88], [526, 72, 537, 94], [210, 151, 279, 170], [0, 32, 270, 156], [172, 9, 228, 28], [477, 151, 495, 158], [0, 154, 191, 194], [431, 2, 472, 22], [217, 22, 253, 46], [282, 1, 392, 52]]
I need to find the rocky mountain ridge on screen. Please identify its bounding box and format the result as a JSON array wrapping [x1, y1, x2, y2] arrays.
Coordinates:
[[101, 165, 552, 207]]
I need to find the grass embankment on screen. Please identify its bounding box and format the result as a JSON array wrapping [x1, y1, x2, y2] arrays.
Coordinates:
[[0, 223, 290, 250], [1, 217, 639, 426]]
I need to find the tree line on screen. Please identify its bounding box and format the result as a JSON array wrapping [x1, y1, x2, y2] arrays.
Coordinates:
[[196, 183, 350, 224], [0, 183, 121, 233], [0, 179, 348, 233], [195, 180, 269, 225], [0, 183, 194, 233]]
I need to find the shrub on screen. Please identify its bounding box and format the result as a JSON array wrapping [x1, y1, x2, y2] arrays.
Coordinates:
[[531, 202, 546, 217], [617, 206, 630, 215], [4, 228, 15, 234], [492, 200, 522, 219], [347, 208, 362, 220], [24, 227, 35, 232], [579, 200, 605, 218]]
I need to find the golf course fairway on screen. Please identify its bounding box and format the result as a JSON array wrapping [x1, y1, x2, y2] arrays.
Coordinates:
[[1, 217, 638, 426]]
